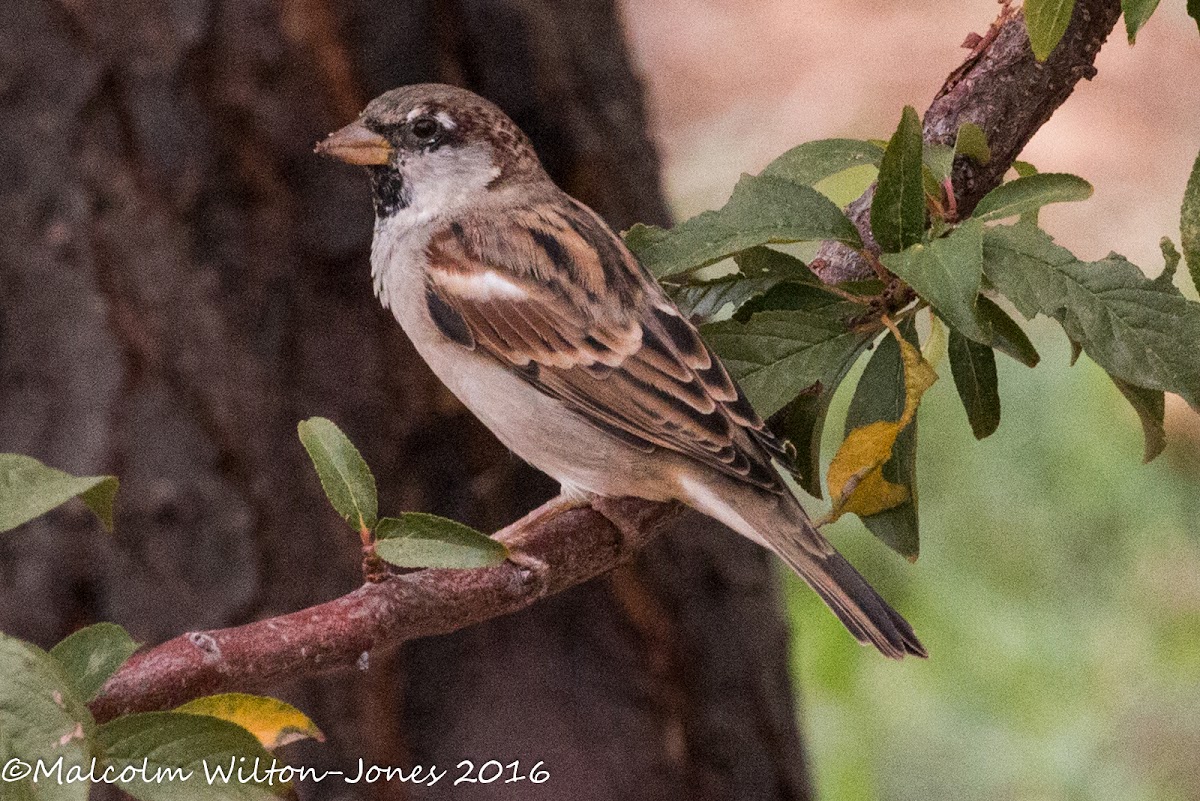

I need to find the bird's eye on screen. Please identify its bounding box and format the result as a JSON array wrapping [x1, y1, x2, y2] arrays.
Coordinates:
[[411, 117, 442, 141]]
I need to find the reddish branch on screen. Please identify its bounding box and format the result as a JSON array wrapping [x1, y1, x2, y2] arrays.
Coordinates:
[[90, 0, 1124, 721], [814, 0, 1123, 284], [90, 497, 679, 721]]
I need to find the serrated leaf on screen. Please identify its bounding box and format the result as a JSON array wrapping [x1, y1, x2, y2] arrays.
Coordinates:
[[296, 417, 377, 533], [972, 173, 1093, 222], [871, 106, 925, 253], [0, 634, 95, 801], [176, 694, 323, 751], [1122, 0, 1161, 43], [826, 321, 933, 558], [954, 123, 991, 164], [701, 293, 878, 418], [948, 329, 1001, 439], [1025, 0, 1077, 60], [623, 174, 861, 279], [50, 623, 139, 702], [1181, 149, 1200, 295], [977, 296, 1041, 367], [374, 514, 508, 569], [760, 139, 883, 186], [667, 248, 818, 320], [0, 454, 118, 533], [97, 712, 283, 801], [1110, 376, 1166, 462], [983, 224, 1200, 409], [882, 219, 987, 341]]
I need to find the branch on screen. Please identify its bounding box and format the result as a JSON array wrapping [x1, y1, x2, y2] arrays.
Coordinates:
[[814, 0, 1123, 283], [89, 496, 680, 722], [90, 1, 1124, 723]]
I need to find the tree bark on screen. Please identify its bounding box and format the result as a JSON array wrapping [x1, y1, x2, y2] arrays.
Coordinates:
[[815, 0, 1123, 284], [0, 1, 810, 799]]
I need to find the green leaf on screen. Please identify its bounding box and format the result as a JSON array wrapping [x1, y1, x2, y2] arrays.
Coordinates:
[[735, 246, 823, 286], [770, 338, 873, 498], [871, 106, 925, 253], [0, 633, 95, 801], [1161, 236, 1181, 280], [1181, 149, 1200, 295], [1122, 0, 1161, 42], [971, 173, 1093, 222], [760, 139, 883, 186], [374, 514, 509, 569], [0, 454, 118, 533], [175, 694, 323, 751], [667, 248, 819, 320], [954, 123, 991, 164], [948, 329, 1001, 439], [842, 321, 922, 559], [882, 219, 986, 342], [1110, 376, 1166, 462], [1025, 0, 1077, 60], [1007, 161, 1043, 224], [296, 417, 377, 532], [983, 224, 1200, 409], [1190, 0, 1200, 34], [623, 174, 861, 279], [97, 712, 283, 801], [1012, 160, 1039, 178], [50, 623, 139, 702], [814, 164, 880, 206], [923, 143, 954, 185], [976, 296, 1041, 367], [701, 292, 878, 418]]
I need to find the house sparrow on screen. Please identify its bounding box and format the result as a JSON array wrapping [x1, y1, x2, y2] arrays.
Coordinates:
[[316, 84, 925, 659]]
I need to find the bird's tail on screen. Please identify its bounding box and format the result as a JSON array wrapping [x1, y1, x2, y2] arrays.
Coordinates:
[[683, 479, 926, 659], [771, 536, 927, 659]]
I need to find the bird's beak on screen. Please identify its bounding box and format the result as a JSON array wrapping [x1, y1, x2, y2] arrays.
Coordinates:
[[314, 121, 393, 165]]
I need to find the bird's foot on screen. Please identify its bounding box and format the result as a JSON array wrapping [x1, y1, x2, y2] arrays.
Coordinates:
[[505, 549, 551, 597]]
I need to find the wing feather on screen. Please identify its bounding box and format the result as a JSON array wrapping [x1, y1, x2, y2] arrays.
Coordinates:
[[424, 197, 793, 494]]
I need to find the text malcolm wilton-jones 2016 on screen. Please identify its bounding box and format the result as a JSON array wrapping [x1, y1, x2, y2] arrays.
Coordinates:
[[3, 756, 552, 787]]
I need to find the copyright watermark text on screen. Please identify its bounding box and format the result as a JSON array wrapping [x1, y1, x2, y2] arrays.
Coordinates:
[[3, 756, 549, 788]]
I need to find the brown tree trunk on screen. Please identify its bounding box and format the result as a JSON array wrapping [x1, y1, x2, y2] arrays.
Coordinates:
[[0, 1, 810, 798]]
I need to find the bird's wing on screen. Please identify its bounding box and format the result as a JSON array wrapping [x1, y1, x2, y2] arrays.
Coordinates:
[[424, 195, 793, 493]]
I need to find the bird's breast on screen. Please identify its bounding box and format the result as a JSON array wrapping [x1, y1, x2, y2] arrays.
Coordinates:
[[368, 222, 659, 499]]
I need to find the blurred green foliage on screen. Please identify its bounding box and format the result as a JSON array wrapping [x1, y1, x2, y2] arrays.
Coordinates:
[[786, 321, 1200, 801]]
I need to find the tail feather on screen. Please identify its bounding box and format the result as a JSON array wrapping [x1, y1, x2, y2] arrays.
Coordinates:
[[677, 475, 927, 659], [778, 545, 927, 660]]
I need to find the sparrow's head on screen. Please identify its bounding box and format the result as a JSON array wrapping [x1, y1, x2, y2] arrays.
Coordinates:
[[315, 84, 543, 219]]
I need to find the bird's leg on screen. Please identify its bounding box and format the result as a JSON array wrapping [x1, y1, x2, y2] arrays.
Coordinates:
[[535, 486, 597, 523], [502, 489, 594, 594]]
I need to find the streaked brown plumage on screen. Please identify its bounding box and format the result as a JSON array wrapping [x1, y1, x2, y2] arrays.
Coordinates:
[[317, 84, 926, 659]]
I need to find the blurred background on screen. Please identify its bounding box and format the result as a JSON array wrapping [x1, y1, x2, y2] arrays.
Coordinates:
[[621, 1, 1200, 798], [1, 0, 1197, 799]]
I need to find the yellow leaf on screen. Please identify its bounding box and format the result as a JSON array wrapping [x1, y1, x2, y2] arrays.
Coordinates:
[[824, 323, 937, 524], [175, 693, 324, 750]]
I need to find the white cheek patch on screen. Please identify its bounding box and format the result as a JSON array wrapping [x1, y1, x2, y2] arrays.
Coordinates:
[[401, 143, 500, 221], [432, 269, 528, 301]]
